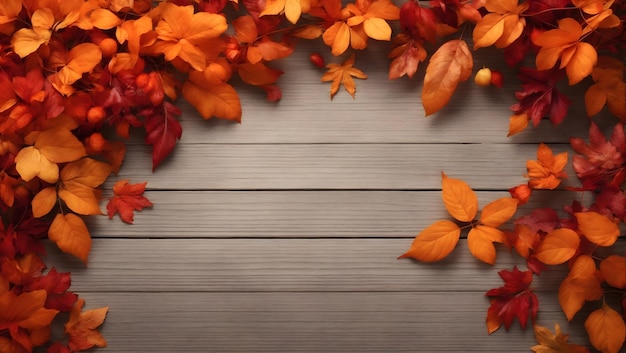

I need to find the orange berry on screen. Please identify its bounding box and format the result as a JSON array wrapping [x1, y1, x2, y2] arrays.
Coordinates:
[[99, 38, 118, 58], [87, 106, 106, 124], [86, 132, 107, 153], [474, 68, 492, 86]]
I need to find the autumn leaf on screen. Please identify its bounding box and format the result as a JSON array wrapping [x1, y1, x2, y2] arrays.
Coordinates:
[[398, 220, 461, 262], [48, 213, 92, 263], [574, 211, 619, 246], [472, 0, 528, 49], [485, 266, 538, 334], [261, 0, 311, 24], [526, 143, 568, 190], [533, 18, 598, 85], [584, 56, 625, 119], [531, 323, 590, 353], [107, 180, 153, 224], [321, 54, 367, 99], [535, 228, 580, 265], [49, 43, 103, 95], [151, 3, 228, 71], [600, 255, 626, 289], [182, 70, 242, 121], [584, 304, 626, 353], [144, 103, 183, 171], [468, 225, 505, 265], [65, 298, 108, 352], [388, 34, 427, 80], [344, 0, 400, 41], [559, 255, 603, 321], [441, 172, 477, 222], [422, 39, 473, 116], [58, 158, 111, 216], [480, 197, 518, 227]]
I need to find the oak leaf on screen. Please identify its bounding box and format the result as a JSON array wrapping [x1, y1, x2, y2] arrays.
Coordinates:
[[574, 211, 619, 246], [559, 255, 603, 321], [397, 220, 461, 262], [65, 298, 108, 352], [472, 0, 528, 49], [485, 266, 538, 334], [535, 228, 580, 265], [422, 39, 473, 116], [531, 323, 590, 353], [107, 180, 153, 224], [526, 143, 568, 190], [584, 304, 626, 353], [600, 255, 626, 289], [533, 18, 598, 85], [48, 213, 92, 263], [321, 54, 367, 99]]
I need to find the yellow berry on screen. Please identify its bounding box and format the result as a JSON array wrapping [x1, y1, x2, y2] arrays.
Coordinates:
[[474, 68, 492, 87]]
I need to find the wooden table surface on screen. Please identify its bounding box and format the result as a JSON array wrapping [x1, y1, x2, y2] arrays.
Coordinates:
[[46, 44, 621, 352]]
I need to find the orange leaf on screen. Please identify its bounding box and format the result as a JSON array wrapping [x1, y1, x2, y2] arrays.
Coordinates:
[[48, 213, 92, 263], [441, 172, 477, 222], [574, 211, 619, 246], [585, 57, 625, 119], [89, 9, 122, 29], [531, 323, 590, 353], [398, 220, 461, 262], [584, 304, 626, 353], [51, 43, 103, 94], [507, 113, 529, 136], [32, 127, 87, 164], [513, 224, 540, 259], [559, 255, 603, 321], [322, 22, 351, 56], [238, 62, 283, 86], [467, 225, 504, 264], [261, 0, 311, 24], [422, 39, 473, 116], [182, 71, 242, 121], [526, 143, 568, 190], [31, 187, 57, 218], [388, 35, 427, 80], [535, 228, 580, 265], [65, 298, 108, 352], [321, 54, 367, 99], [600, 255, 626, 289], [14, 147, 59, 183], [58, 158, 111, 216], [480, 197, 518, 227]]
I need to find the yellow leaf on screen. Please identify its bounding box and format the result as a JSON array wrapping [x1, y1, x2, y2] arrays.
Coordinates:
[[14, 147, 59, 183], [585, 304, 626, 353], [535, 228, 580, 265], [575, 211, 619, 246], [90, 9, 122, 29], [398, 220, 461, 262], [422, 39, 473, 116], [480, 197, 518, 227], [363, 17, 392, 41], [600, 255, 626, 289], [48, 213, 92, 263], [467, 225, 503, 264], [321, 54, 367, 99], [441, 172, 477, 222], [31, 187, 57, 218]]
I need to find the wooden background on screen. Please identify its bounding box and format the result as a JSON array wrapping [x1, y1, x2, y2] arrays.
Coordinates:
[[46, 43, 624, 352]]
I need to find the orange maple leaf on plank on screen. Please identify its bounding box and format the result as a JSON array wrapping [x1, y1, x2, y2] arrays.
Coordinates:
[[261, 0, 311, 24], [558, 255, 603, 321], [531, 323, 590, 353], [48, 213, 92, 263], [472, 0, 528, 49], [321, 54, 367, 99], [107, 180, 153, 224], [585, 56, 625, 119], [525, 143, 568, 190], [533, 18, 597, 85], [585, 303, 626, 353], [65, 298, 108, 352], [151, 3, 228, 71], [421, 39, 473, 116]]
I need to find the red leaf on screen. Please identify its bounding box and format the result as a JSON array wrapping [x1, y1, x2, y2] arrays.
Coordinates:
[[485, 266, 538, 334], [514, 208, 561, 234], [143, 103, 183, 171], [107, 180, 153, 224]]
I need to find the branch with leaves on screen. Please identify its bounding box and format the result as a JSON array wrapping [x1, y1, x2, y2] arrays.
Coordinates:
[[0, 0, 623, 352]]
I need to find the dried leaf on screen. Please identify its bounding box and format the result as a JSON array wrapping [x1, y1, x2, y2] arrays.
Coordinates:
[[65, 299, 108, 352], [321, 54, 367, 99], [107, 180, 153, 224], [531, 323, 590, 353], [485, 266, 538, 334]]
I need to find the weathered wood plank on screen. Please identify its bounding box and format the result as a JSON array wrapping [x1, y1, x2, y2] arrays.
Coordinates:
[[47, 238, 574, 293], [77, 291, 592, 353], [90, 190, 582, 238], [113, 143, 575, 190]]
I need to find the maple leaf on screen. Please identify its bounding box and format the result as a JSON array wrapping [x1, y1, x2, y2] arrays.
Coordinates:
[[421, 39, 473, 116], [485, 266, 538, 334], [585, 304, 626, 353], [559, 255, 603, 321], [570, 122, 625, 190], [525, 143, 568, 190], [107, 180, 153, 224], [65, 298, 108, 352], [585, 57, 625, 119], [533, 18, 598, 85], [151, 3, 228, 71], [143, 103, 183, 171], [261, 0, 311, 24], [510, 67, 572, 128], [321, 54, 367, 99], [48, 213, 92, 263], [531, 323, 590, 353], [472, 0, 528, 49]]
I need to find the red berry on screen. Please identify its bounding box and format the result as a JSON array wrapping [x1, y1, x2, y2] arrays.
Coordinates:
[[309, 53, 325, 68], [490, 70, 504, 88]]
